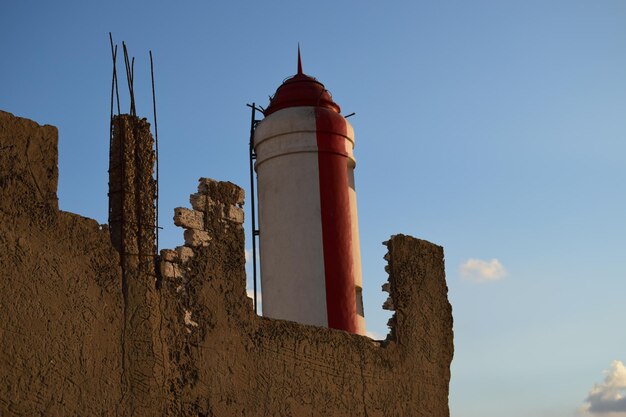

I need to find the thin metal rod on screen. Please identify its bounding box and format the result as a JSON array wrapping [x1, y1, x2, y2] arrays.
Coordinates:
[[130, 57, 135, 115], [109, 33, 120, 114], [113, 45, 120, 115], [150, 50, 159, 255], [122, 43, 131, 113], [108, 37, 115, 228], [248, 102, 259, 314], [114, 46, 120, 115], [108, 33, 120, 228], [108, 38, 115, 125], [122, 42, 136, 116]]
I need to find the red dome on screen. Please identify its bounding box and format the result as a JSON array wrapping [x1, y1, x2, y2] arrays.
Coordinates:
[[263, 50, 341, 116]]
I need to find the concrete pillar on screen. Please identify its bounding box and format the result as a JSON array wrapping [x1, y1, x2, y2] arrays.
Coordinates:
[[108, 115, 164, 416]]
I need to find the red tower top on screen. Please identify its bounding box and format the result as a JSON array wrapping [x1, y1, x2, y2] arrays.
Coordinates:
[[264, 47, 341, 116]]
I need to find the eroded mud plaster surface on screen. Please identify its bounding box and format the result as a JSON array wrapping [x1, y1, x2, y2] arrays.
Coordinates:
[[0, 110, 123, 415], [0, 110, 453, 417]]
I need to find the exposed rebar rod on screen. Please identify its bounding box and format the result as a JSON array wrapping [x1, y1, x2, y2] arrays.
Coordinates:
[[108, 33, 120, 228], [122, 43, 130, 111], [109, 33, 120, 115], [247, 102, 259, 314], [122, 42, 136, 116], [130, 57, 135, 115], [114, 50, 120, 115], [150, 50, 159, 255], [108, 42, 115, 126]]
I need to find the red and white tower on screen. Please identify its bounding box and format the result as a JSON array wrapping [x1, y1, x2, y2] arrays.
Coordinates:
[[254, 51, 365, 335]]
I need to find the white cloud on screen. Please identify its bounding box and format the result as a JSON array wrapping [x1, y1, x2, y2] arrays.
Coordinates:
[[581, 361, 626, 416], [459, 258, 507, 283]]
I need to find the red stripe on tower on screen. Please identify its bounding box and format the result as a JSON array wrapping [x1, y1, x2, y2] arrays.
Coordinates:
[[315, 108, 357, 333]]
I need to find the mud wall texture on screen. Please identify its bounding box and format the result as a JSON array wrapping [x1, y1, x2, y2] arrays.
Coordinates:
[[159, 181, 453, 416], [108, 115, 165, 415], [0, 110, 124, 415], [0, 110, 453, 417]]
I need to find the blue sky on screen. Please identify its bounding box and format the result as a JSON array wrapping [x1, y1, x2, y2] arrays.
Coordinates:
[[2, 1, 625, 416]]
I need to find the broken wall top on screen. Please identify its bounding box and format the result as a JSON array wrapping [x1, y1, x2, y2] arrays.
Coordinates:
[[0, 110, 58, 214]]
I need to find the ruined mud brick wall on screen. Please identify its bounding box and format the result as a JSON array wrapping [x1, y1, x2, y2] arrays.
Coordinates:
[[0, 110, 453, 417], [108, 115, 165, 415], [159, 177, 245, 283], [159, 179, 453, 417], [0, 110, 123, 416]]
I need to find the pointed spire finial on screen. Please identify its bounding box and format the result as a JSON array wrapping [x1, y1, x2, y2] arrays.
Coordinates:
[[297, 43, 303, 75]]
